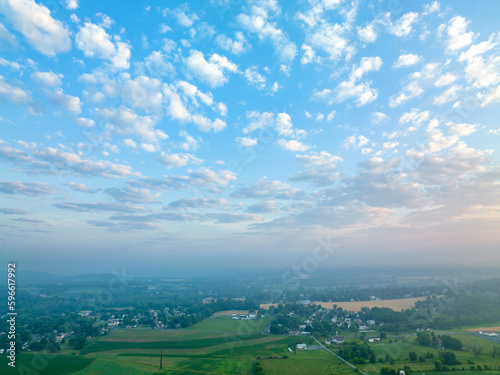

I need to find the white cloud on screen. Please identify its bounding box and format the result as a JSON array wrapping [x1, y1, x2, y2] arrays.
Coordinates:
[[215, 32, 249, 55], [0, 0, 71, 56], [371, 112, 389, 124], [334, 56, 382, 106], [390, 12, 419, 38], [393, 53, 422, 68], [244, 66, 266, 89], [97, 107, 159, 142], [343, 134, 370, 149], [423, 1, 440, 15], [237, 1, 297, 63], [141, 143, 157, 153], [433, 84, 460, 105], [65, 0, 78, 10], [327, 111, 336, 121], [0, 75, 31, 104], [435, 73, 457, 87], [290, 151, 342, 186], [124, 139, 137, 148], [242, 111, 305, 138], [75, 22, 131, 69], [141, 51, 176, 78], [301, 44, 316, 64], [76, 117, 95, 128], [158, 152, 200, 168], [383, 141, 399, 151], [444, 16, 476, 51], [481, 86, 500, 107], [399, 109, 430, 127], [357, 23, 377, 43], [236, 137, 257, 148], [278, 139, 309, 152], [0, 57, 21, 70], [185, 50, 238, 88], [31, 71, 63, 87]]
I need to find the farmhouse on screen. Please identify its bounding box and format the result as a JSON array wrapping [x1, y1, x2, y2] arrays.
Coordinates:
[[296, 343, 307, 350], [330, 335, 345, 344]]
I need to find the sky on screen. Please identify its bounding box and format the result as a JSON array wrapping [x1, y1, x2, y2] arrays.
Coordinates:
[[0, 0, 499, 275]]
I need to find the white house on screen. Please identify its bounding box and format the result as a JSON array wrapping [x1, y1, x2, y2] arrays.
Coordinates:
[[296, 343, 307, 350]]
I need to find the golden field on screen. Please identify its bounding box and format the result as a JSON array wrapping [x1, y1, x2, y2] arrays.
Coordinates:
[[260, 296, 429, 312]]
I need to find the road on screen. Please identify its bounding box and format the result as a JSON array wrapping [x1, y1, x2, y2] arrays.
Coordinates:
[[311, 335, 368, 375]]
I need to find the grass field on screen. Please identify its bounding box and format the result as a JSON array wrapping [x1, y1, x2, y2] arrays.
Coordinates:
[[189, 316, 272, 333], [1, 353, 94, 375], [353, 331, 500, 375]]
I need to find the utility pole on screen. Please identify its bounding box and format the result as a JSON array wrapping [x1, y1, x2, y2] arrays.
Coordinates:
[[293, 327, 296, 356], [160, 340, 163, 370]]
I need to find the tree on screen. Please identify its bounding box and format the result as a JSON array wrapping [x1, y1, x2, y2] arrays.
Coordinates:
[[416, 332, 432, 346], [408, 351, 417, 362], [440, 335, 463, 350], [380, 331, 387, 340], [434, 360, 444, 371], [471, 345, 482, 358], [439, 351, 461, 365], [69, 334, 86, 350]]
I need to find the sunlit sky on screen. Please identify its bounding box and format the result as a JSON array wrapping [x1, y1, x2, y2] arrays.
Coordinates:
[[1, 0, 499, 274]]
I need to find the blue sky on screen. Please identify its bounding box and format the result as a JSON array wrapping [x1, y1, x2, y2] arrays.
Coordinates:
[[1, 0, 499, 274]]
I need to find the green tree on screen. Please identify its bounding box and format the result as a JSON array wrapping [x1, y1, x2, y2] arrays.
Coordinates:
[[416, 331, 432, 346], [440, 335, 463, 350], [408, 351, 417, 362], [434, 360, 444, 371]]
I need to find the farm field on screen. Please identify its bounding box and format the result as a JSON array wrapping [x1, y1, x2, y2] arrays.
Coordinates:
[[352, 331, 500, 375], [189, 315, 273, 333], [261, 297, 430, 311]]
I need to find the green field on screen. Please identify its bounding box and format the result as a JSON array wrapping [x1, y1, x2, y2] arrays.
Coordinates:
[[1, 353, 94, 375], [189, 316, 273, 333], [10, 320, 500, 374]]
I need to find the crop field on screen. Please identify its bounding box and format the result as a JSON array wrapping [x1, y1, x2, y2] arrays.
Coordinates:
[[1, 353, 94, 375], [189, 315, 272, 333], [261, 296, 429, 311]]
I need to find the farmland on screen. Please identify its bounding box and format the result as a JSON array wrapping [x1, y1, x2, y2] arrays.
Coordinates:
[[261, 296, 430, 312]]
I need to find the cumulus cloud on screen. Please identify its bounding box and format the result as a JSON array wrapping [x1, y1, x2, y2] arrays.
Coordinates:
[[334, 56, 382, 106], [244, 66, 266, 90], [0, 0, 71, 56], [343, 134, 370, 149], [75, 22, 131, 69], [357, 23, 377, 43], [237, 0, 297, 63], [278, 139, 309, 152], [158, 152, 201, 168], [236, 137, 258, 148], [32, 71, 63, 87], [443, 16, 476, 51], [243, 111, 304, 138], [185, 50, 238, 88], [48, 88, 82, 114], [393, 53, 422, 68], [215, 32, 249, 55], [390, 12, 419, 38], [0, 75, 31, 105]]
